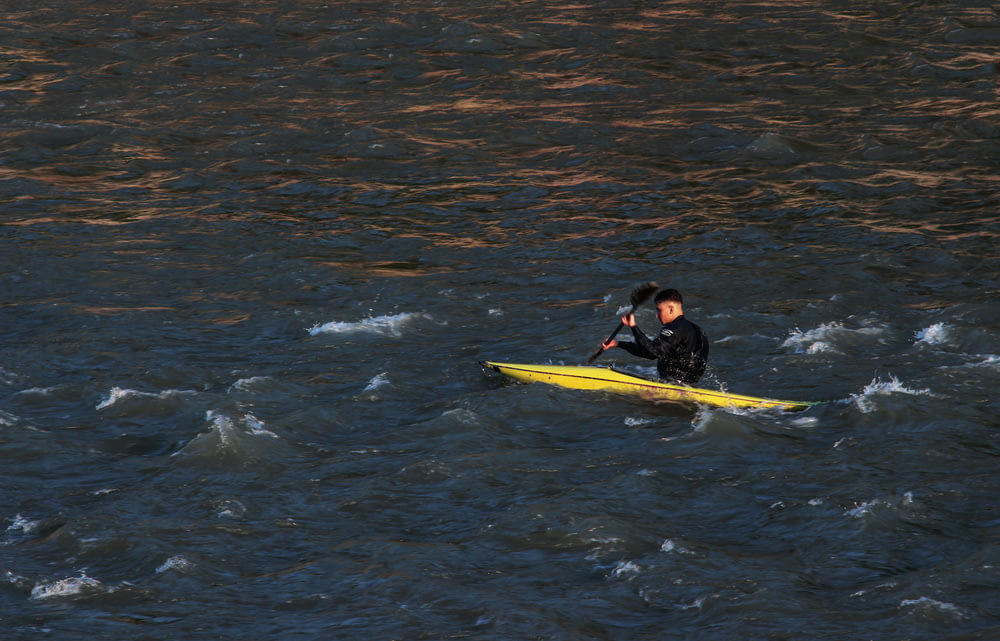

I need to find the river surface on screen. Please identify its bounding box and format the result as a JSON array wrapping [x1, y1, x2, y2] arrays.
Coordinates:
[[2, 1, 999, 639]]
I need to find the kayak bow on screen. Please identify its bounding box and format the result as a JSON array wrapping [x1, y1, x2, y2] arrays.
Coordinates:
[[480, 361, 816, 412]]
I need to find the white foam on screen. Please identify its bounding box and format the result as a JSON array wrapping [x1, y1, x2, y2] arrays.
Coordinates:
[[0, 409, 18, 427], [243, 413, 278, 438], [847, 492, 915, 519], [215, 499, 247, 519], [965, 354, 1000, 369], [900, 596, 968, 619], [6, 514, 40, 535], [30, 572, 109, 600], [96, 386, 195, 410], [228, 376, 274, 393], [307, 312, 429, 338], [782, 322, 843, 354], [691, 406, 714, 432], [782, 321, 885, 355], [660, 538, 692, 554], [611, 560, 641, 578], [0, 366, 20, 386], [850, 375, 931, 413], [914, 322, 950, 345], [362, 372, 390, 393], [156, 555, 195, 574], [173, 411, 280, 459]]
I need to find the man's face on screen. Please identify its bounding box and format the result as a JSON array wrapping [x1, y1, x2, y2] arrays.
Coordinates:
[[655, 301, 678, 324]]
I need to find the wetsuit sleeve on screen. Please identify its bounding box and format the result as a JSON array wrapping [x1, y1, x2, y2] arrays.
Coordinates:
[[617, 324, 661, 360]]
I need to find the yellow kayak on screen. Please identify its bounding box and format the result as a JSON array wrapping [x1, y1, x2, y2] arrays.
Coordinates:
[[480, 361, 816, 412]]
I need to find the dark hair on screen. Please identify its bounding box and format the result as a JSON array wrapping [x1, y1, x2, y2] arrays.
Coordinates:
[[654, 288, 683, 305]]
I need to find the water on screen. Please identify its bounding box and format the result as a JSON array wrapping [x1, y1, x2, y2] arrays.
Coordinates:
[[2, 1, 999, 639]]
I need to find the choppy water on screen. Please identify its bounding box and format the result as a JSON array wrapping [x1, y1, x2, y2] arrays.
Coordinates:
[[2, 1, 999, 639]]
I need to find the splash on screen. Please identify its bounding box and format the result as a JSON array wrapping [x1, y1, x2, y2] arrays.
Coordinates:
[[5, 514, 40, 537], [172, 411, 280, 460], [850, 376, 931, 413], [900, 596, 969, 620], [30, 572, 109, 600], [362, 372, 390, 393], [660, 538, 693, 554], [783, 321, 887, 355], [914, 322, 949, 345], [847, 492, 915, 519], [156, 555, 195, 574], [307, 312, 429, 338], [782, 322, 843, 354], [96, 386, 194, 410]]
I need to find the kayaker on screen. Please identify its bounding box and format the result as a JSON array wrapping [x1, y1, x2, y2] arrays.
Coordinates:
[[600, 288, 710, 385]]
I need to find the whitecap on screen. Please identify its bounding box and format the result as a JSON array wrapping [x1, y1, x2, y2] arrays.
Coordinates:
[[243, 413, 278, 438], [96, 386, 137, 410], [215, 499, 247, 519], [847, 498, 884, 518], [156, 555, 195, 574], [900, 596, 969, 619], [30, 572, 109, 600], [307, 312, 429, 338], [362, 372, 390, 393], [964, 354, 1000, 370], [96, 386, 195, 411], [691, 406, 714, 432], [611, 560, 641, 578], [624, 416, 655, 427], [172, 411, 281, 460], [228, 376, 274, 393], [850, 375, 931, 413], [914, 322, 950, 345], [14, 385, 60, 398], [0, 409, 18, 427], [0, 366, 20, 386], [782, 321, 887, 355], [847, 492, 916, 519], [6, 514, 40, 535], [660, 538, 692, 554], [782, 322, 843, 354]]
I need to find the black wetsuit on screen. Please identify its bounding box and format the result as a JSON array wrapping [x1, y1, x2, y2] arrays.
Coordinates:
[[617, 315, 710, 385]]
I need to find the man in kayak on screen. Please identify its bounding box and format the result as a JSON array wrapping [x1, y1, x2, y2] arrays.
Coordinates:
[[600, 288, 710, 385]]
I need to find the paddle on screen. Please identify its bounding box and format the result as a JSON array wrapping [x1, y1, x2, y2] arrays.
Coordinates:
[[583, 281, 659, 365]]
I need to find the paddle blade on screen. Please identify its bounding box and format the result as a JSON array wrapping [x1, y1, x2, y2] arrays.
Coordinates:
[[583, 281, 659, 365], [627, 281, 659, 311]]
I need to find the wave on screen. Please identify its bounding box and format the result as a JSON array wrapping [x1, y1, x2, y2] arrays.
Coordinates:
[[96, 386, 197, 411], [307, 311, 430, 338], [362, 372, 390, 393], [899, 596, 970, 621], [914, 322, 951, 346], [849, 375, 932, 413], [171, 411, 281, 462], [156, 555, 196, 574], [30, 571, 112, 600], [782, 321, 886, 355]]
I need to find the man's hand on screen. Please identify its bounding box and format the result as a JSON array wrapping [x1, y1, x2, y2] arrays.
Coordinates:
[[621, 312, 636, 327]]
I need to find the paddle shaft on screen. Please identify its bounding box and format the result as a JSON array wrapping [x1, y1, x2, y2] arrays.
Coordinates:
[[583, 281, 657, 366], [584, 321, 628, 365]]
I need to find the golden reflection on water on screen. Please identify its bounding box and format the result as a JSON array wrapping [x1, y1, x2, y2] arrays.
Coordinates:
[[1, 0, 995, 264]]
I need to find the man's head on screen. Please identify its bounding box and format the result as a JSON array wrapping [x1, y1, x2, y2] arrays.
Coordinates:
[[653, 288, 684, 324]]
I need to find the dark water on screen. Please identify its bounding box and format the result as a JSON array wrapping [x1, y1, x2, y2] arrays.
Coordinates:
[[2, 1, 999, 639]]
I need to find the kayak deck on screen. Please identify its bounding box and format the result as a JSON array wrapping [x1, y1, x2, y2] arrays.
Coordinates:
[[480, 361, 816, 412]]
